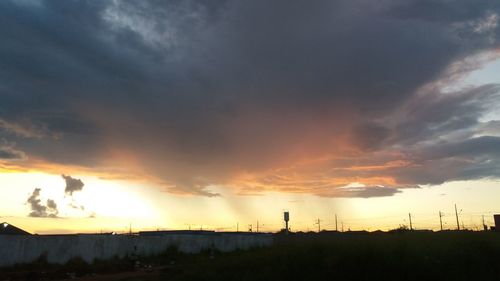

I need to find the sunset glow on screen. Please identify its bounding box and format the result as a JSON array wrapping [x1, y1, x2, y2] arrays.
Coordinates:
[[1, 0, 500, 234]]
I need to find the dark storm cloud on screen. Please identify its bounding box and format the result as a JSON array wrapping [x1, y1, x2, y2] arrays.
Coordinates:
[[26, 188, 58, 218], [387, 135, 500, 186], [1, 0, 500, 197], [388, 84, 500, 146], [423, 136, 500, 160]]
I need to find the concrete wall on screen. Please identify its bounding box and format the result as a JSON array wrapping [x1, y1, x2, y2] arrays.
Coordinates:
[[0, 233, 273, 267]]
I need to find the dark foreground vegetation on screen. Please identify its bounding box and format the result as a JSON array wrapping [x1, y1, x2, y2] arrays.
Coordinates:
[[2, 231, 500, 281]]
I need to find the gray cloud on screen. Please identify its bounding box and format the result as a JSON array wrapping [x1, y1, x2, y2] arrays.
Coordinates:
[[46, 199, 57, 211], [332, 186, 404, 199], [26, 176, 89, 218], [0, 145, 25, 160], [1, 0, 500, 197], [0, 118, 49, 139], [26, 188, 58, 218], [62, 174, 87, 211], [62, 174, 84, 196]]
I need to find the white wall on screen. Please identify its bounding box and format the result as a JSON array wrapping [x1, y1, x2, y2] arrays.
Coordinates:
[[0, 233, 273, 267]]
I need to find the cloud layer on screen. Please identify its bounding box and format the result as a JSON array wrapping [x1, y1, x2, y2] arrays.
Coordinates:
[[1, 0, 500, 197]]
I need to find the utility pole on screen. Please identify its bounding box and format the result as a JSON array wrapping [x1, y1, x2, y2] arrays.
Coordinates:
[[455, 204, 460, 231], [315, 219, 321, 233], [409, 213, 413, 230], [335, 214, 338, 232], [257, 221, 259, 233], [341, 222, 344, 232], [439, 211, 444, 231], [482, 215, 487, 231]]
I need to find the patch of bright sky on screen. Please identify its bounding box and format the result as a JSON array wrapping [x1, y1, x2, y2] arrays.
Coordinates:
[[193, 180, 500, 233], [347, 180, 500, 231], [2, 172, 500, 233], [450, 55, 500, 121], [462, 57, 500, 87], [0, 172, 161, 233]]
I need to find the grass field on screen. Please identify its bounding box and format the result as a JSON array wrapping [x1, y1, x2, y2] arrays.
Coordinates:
[[2, 231, 500, 281]]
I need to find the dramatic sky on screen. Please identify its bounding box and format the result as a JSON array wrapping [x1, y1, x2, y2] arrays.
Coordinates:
[[1, 0, 500, 233]]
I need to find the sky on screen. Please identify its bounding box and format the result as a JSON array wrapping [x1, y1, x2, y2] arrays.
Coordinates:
[[1, 0, 500, 234]]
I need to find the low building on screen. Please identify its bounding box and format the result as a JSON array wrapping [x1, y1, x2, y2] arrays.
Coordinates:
[[494, 215, 500, 232], [139, 230, 216, 236], [0, 222, 31, 235]]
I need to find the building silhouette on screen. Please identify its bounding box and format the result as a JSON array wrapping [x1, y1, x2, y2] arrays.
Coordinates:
[[0, 222, 31, 235]]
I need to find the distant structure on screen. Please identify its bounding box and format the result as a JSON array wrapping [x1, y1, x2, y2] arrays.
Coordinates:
[[0, 222, 31, 235], [139, 230, 216, 236], [284, 211, 290, 234], [494, 215, 500, 232]]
